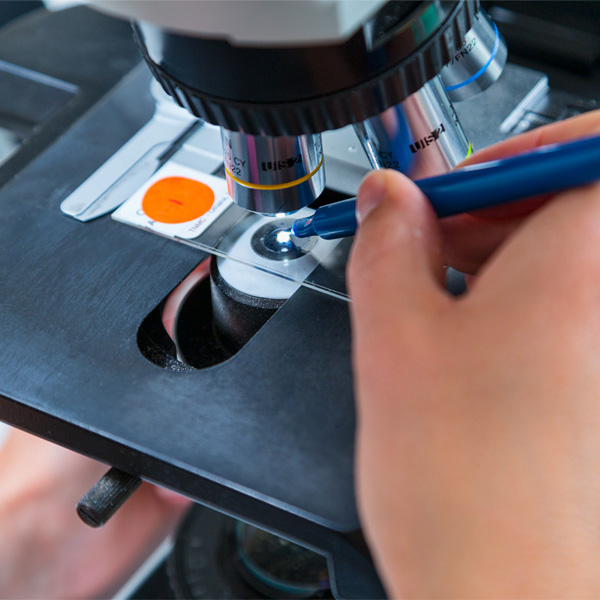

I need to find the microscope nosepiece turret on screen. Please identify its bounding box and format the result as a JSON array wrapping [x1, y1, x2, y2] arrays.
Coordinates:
[[94, 1, 494, 213]]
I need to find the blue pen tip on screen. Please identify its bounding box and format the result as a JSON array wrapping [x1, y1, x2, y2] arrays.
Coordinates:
[[291, 217, 316, 238]]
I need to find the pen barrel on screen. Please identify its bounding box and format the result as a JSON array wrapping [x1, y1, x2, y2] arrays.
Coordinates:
[[420, 135, 600, 217], [312, 199, 358, 240], [303, 135, 600, 240]]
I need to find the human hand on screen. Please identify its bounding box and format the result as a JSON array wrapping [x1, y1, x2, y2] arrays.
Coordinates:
[[348, 111, 600, 598], [0, 428, 191, 599], [440, 110, 600, 274]]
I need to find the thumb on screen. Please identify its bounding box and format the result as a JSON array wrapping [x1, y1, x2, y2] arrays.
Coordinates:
[[347, 170, 447, 322]]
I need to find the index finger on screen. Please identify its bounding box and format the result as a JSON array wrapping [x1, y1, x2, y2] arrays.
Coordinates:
[[461, 109, 600, 167], [439, 110, 600, 273]]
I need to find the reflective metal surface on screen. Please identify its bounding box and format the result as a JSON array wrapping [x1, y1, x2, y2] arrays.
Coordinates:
[[215, 214, 325, 301], [0, 126, 20, 167], [353, 76, 470, 179], [251, 221, 316, 262], [362, 1, 467, 51], [60, 77, 199, 221], [441, 9, 507, 102], [135, 1, 478, 136], [221, 129, 326, 215], [235, 522, 331, 597]]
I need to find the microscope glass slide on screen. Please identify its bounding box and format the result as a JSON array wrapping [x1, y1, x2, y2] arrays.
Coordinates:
[[112, 149, 351, 302]]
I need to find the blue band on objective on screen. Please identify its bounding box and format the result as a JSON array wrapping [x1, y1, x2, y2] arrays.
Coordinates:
[[444, 22, 500, 92]]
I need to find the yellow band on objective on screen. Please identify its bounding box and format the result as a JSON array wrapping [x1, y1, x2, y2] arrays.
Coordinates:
[[465, 141, 473, 159], [225, 155, 324, 191]]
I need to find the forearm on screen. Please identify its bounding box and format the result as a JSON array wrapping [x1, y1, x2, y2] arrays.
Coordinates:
[[0, 485, 74, 597], [0, 429, 187, 599]]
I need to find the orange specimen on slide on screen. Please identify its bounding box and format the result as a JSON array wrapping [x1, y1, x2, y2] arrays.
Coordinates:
[[142, 177, 215, 224]]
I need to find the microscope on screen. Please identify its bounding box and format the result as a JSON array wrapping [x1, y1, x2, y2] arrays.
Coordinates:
[[0, 0, 598, 597]]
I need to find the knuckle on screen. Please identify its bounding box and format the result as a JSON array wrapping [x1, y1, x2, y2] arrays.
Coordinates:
[[346, 240, 380, 295], [579, 109, 600, 133], [347, 237, 398, 300], [568, 184, 600, 263], [551, 201, 600, 302]]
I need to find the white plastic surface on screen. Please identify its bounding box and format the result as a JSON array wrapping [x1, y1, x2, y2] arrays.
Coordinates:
[[82, 0, 384, 45], [0, 423, 10, 451]]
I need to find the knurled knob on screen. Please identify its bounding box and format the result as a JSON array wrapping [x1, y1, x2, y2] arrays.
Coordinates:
[[76, 467, 142, 528]]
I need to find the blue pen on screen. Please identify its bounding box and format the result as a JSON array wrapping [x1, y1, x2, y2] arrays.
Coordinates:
[[291, 134, 600, 240]]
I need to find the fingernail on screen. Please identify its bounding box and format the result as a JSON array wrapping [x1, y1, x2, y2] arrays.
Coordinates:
[[356, 171, 387, 224]]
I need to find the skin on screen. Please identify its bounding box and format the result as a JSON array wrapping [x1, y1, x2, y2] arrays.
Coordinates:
[[347, 110, 600, 598], [1, 112, 599, 599], [0, 428, 190, 599]]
